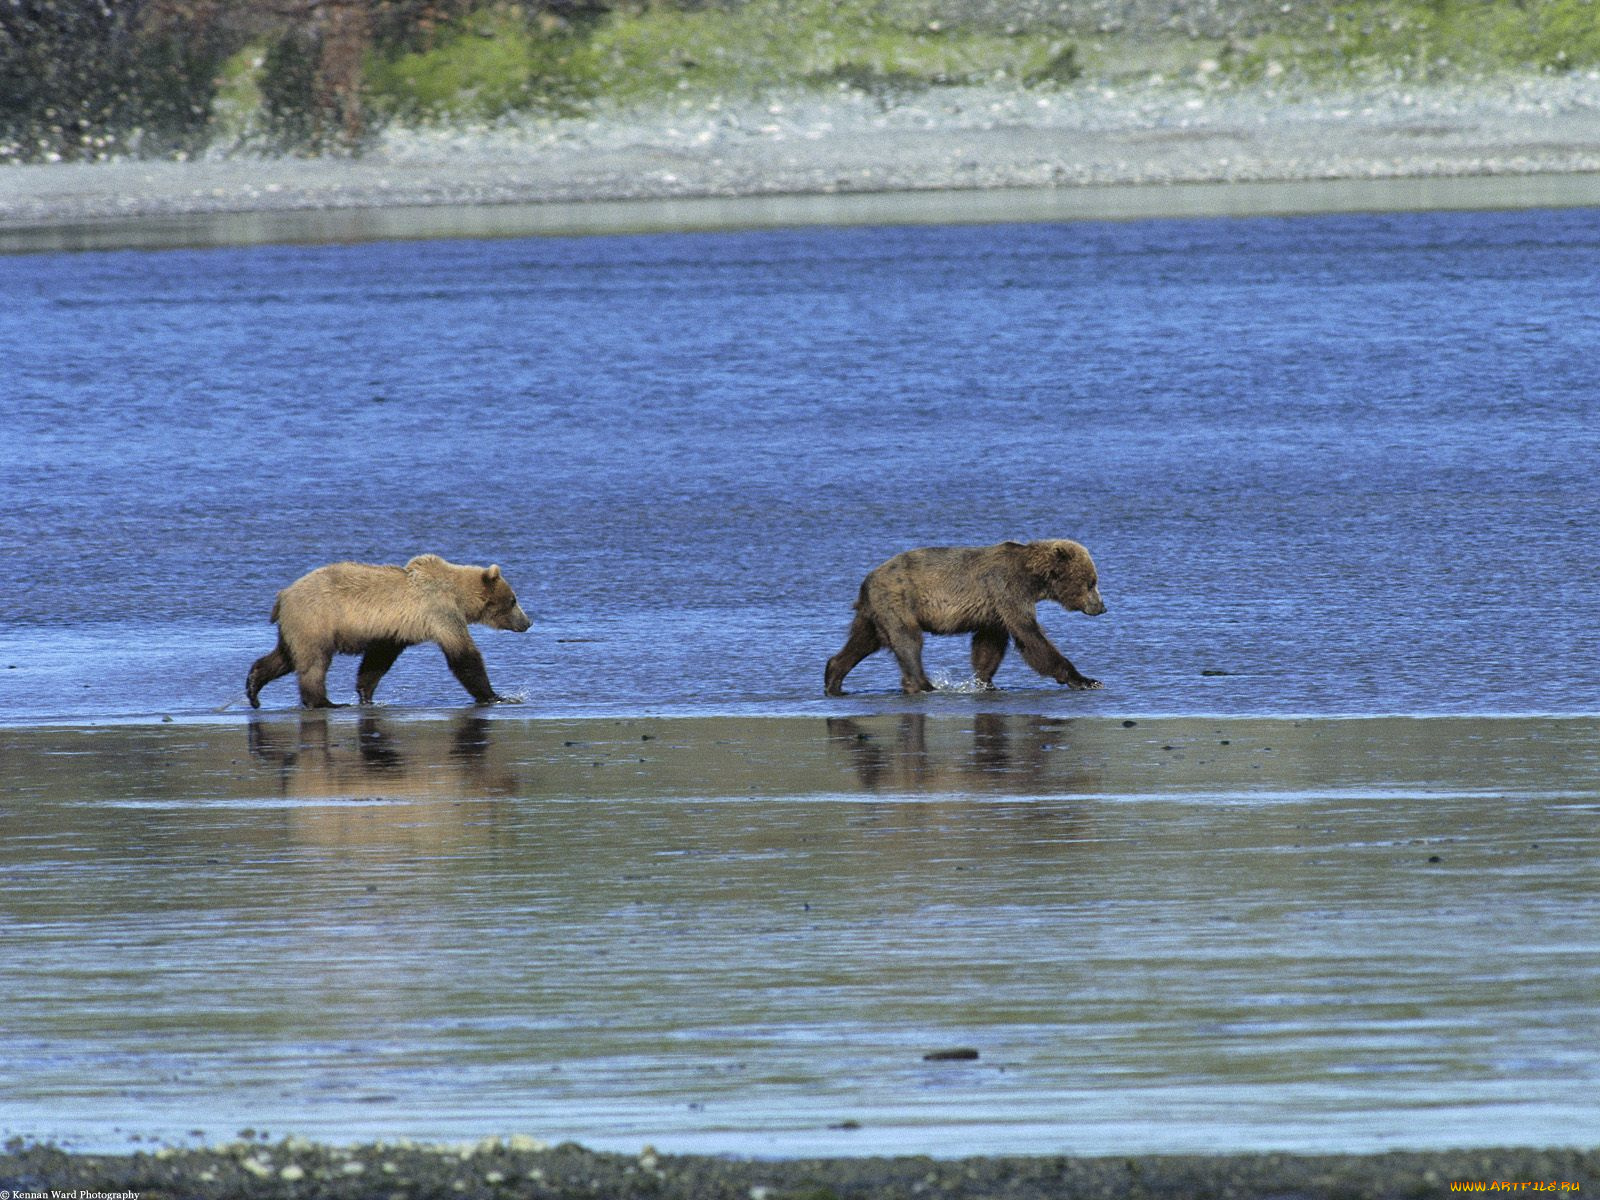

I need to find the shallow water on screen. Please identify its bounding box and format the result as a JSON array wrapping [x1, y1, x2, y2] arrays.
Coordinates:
[[2, 713, 1597, 1156], [4, 207, 1600, 720], [2, 208, 1599, 1158]]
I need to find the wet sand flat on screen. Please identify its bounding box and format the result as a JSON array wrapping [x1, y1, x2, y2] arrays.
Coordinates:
[[4, 711, 1600, 802], [9, 713, 1600, 809], [8, 172, 1600, 255], [3, 713, 1596, 1161]]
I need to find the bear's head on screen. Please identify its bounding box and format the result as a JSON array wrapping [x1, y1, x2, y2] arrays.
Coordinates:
[[1026, 540, 1105, 616], [479, 565, 532, 632]]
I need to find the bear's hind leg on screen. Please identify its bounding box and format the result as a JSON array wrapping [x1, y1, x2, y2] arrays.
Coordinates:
[[882, 621, 934, 694], [356, 640, 405, 704], [971, 627, 1008, 688], [825, 614, 882, 696], [246, 640, 294, 709]]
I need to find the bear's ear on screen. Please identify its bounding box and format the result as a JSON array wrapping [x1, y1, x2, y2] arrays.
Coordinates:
[[484, 564, 502, 582], [1054, 543, 1094, 586], [1021, 541, 1053, 577], [1035, 541, 1083, 584]]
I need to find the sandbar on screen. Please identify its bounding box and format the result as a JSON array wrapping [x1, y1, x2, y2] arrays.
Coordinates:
[[5, 711, 1599, 804]]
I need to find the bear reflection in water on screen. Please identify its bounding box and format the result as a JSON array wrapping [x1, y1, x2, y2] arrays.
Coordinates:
[[246, 554, 532, 709], [825, 540, 1106, 697], [246, 711, 520, 805], [827, 712, 1102, 796]]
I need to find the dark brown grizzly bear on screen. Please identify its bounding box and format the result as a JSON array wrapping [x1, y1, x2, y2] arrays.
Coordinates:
[[246, 554, 532, 709], [824, 539, 1106, 696]]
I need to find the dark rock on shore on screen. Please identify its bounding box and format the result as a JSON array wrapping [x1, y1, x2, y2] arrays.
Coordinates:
[[2, 1139, 1596, 1200]]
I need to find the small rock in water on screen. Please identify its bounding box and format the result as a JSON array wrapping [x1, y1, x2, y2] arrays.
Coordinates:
[[923, 1047, 980, 1061]]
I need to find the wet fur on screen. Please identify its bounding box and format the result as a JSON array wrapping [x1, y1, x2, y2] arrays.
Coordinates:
[[824, 539, 1106, 696], [246, 554, 531, 709]]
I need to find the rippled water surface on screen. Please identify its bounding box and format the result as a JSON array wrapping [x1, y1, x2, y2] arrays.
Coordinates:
[[4, 208, 1600, 719], [3, 713, 1598, 1155], [2, 208, 1599, 1157]]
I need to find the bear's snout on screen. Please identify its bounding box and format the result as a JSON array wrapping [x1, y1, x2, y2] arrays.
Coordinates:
[[505, 605, 532, 633], [1081, 589, 1106, 616]]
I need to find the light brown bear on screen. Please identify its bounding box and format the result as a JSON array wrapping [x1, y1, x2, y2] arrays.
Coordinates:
[[246, 555, 531, 709], [825, 539, 1106, 696]]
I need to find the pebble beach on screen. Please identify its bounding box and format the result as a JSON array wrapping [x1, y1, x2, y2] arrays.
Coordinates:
[[5, 73, 1600, 250], [3, 1137, 1598, 1199]]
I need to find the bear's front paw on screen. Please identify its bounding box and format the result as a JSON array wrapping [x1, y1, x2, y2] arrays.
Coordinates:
[[490, 693, 523, 704], [1064, 674, 1102, 690]]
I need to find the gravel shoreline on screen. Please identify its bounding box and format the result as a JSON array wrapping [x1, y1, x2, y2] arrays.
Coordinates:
[[4, 75, 1600, 248], [4, 1139, 1597, 1200]]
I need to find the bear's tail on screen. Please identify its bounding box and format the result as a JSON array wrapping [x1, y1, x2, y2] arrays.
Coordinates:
[[269, 596, 281, 623], [852, 579, 871, 611]]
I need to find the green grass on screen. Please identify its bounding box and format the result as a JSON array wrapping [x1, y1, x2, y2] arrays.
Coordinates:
[[354, 0, 1082, 122], [211, 44, 268, 141], [363, 8, 603, 121], [1218, 0, 1600, 84], [586, 0, 1081, 99], [242, 0, 1600, 141]]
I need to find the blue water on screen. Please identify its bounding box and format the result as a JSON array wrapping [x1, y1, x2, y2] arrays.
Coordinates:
[[4, 208, 1600, 1161], [4, 208, 1600, 721]]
